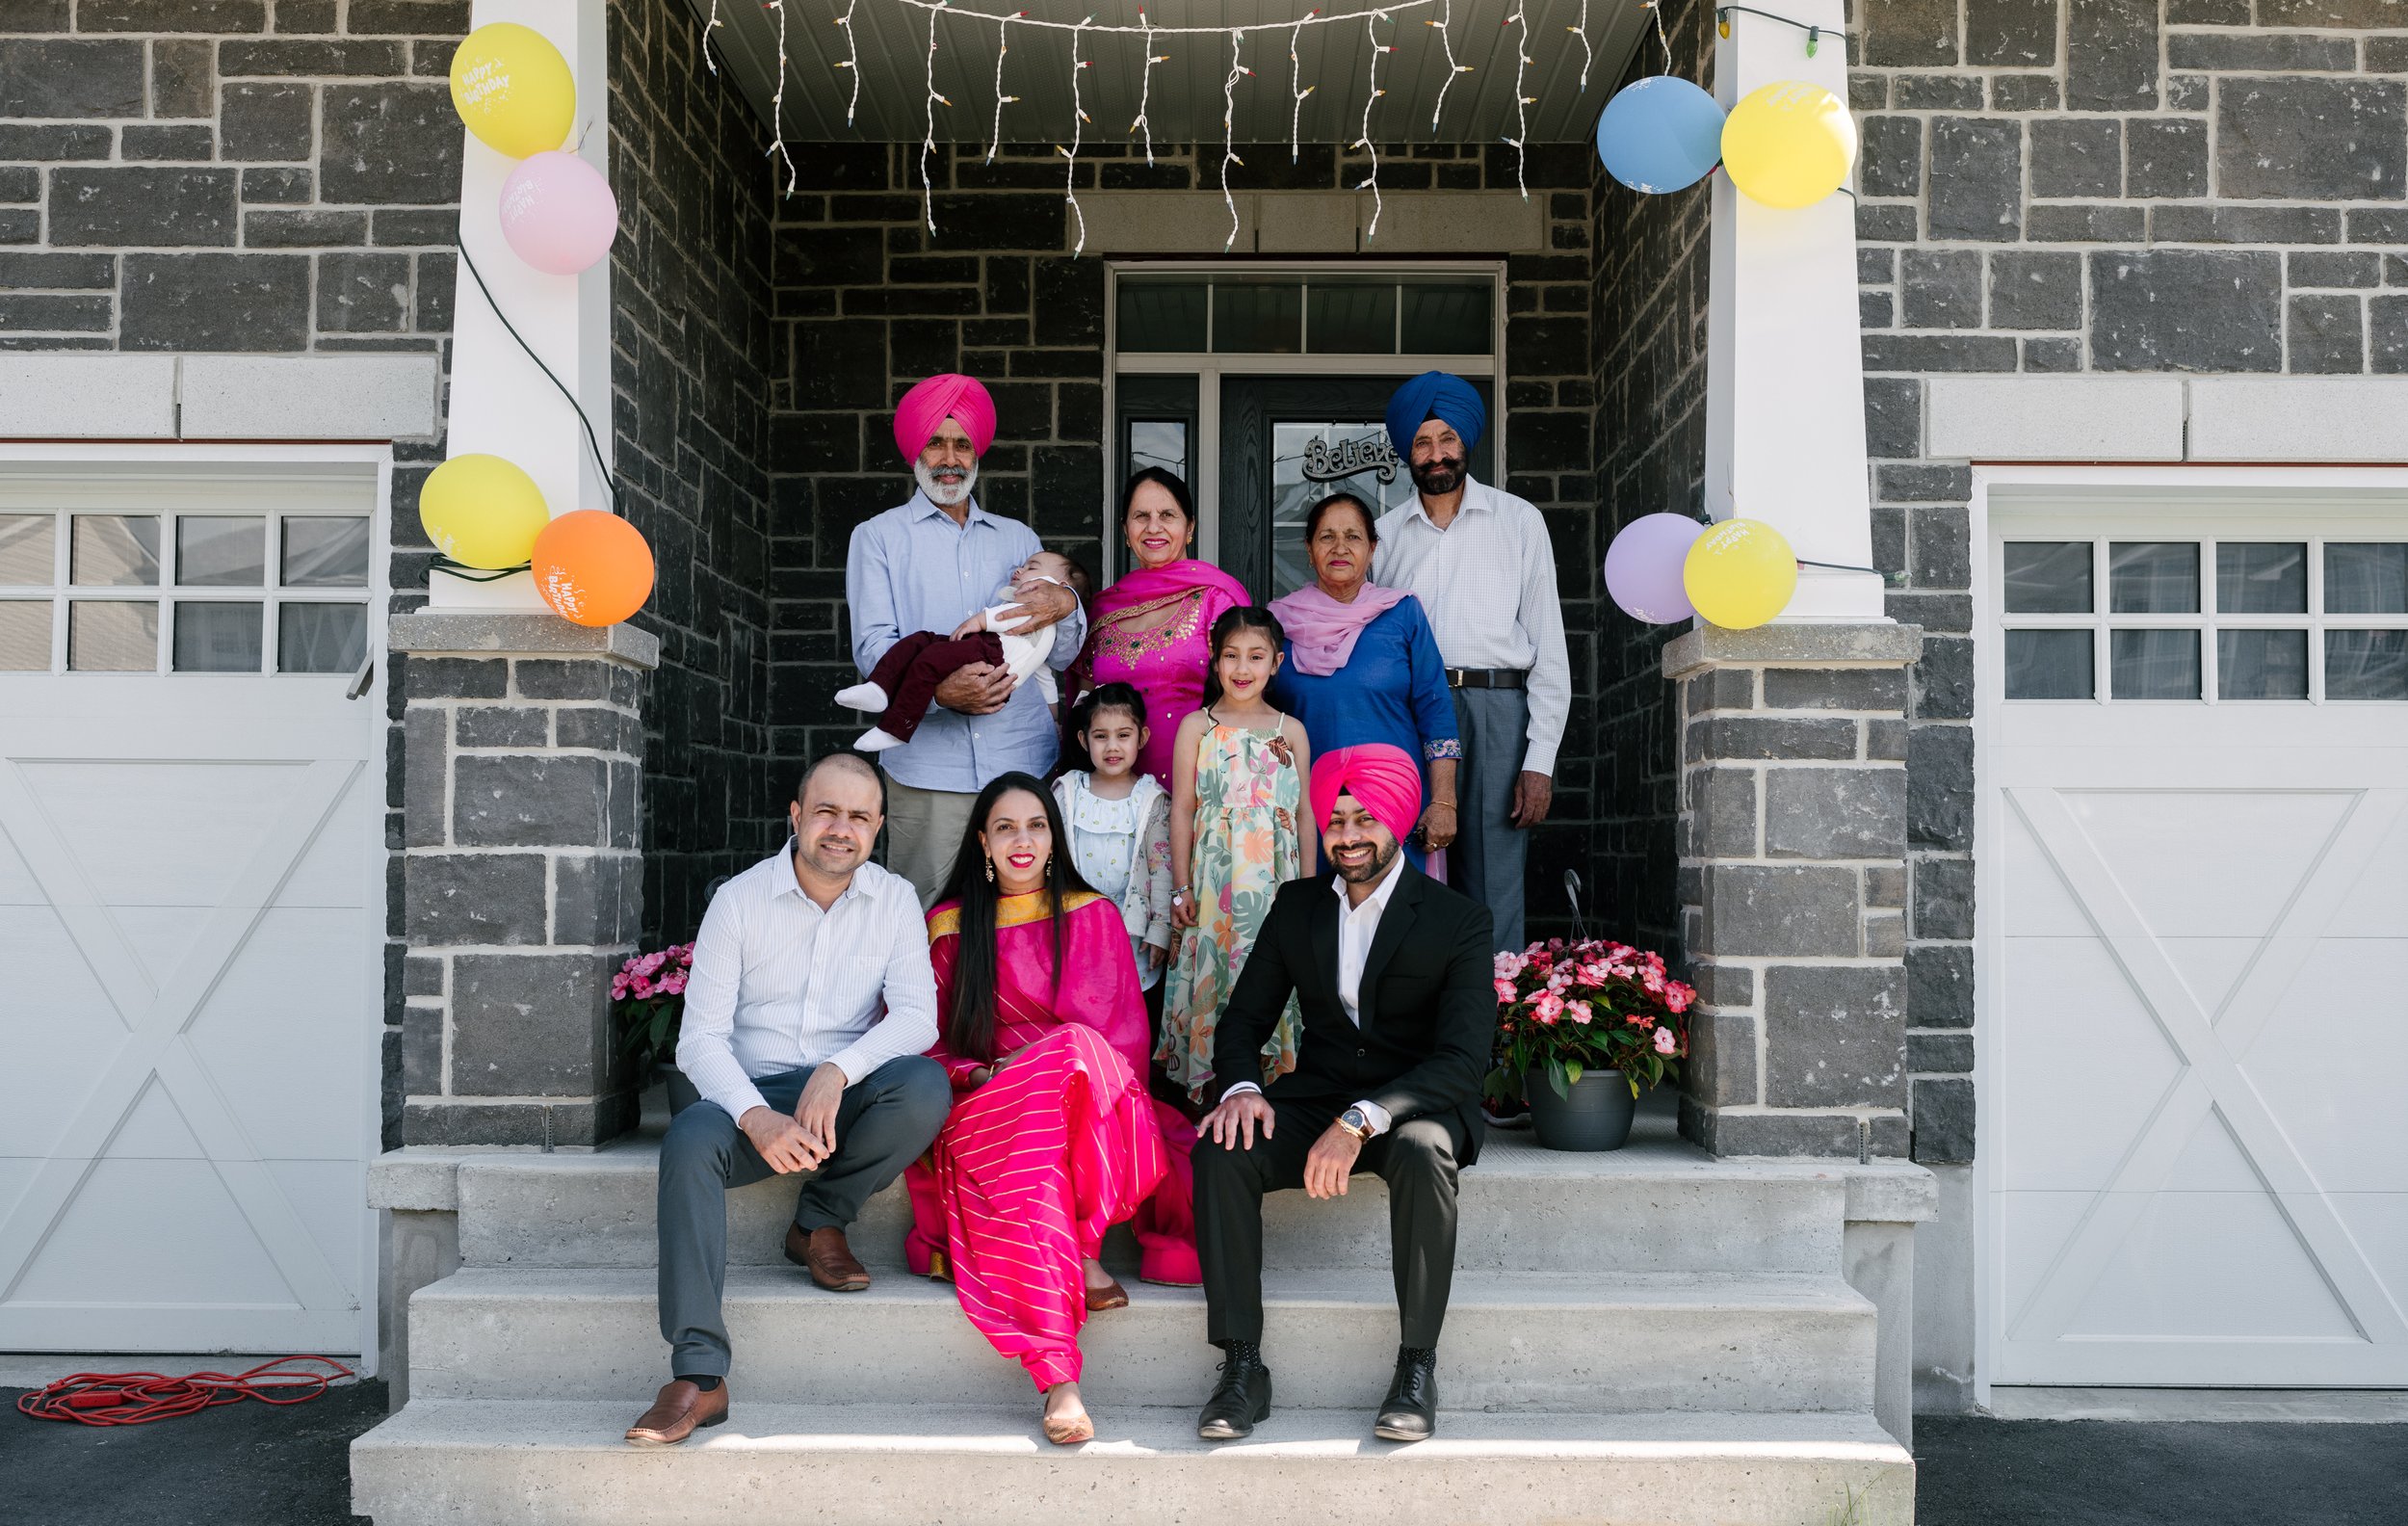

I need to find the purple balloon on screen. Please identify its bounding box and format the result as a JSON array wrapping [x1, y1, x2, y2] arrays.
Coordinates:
[[1605, 513, 1705, 623]]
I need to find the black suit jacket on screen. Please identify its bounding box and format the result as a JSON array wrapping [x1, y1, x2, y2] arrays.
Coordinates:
[[1209, 861, 1499, 1165]]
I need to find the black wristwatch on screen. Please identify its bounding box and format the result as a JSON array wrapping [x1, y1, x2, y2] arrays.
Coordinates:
[[1337, 1106, 1374, 1141]]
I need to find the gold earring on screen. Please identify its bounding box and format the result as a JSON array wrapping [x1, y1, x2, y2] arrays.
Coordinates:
[[984, 855, 996, 882]]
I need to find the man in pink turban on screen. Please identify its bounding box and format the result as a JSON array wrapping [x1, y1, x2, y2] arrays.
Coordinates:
[[847, 374, 1085, 904], [1186, 740, 1499, 1448]]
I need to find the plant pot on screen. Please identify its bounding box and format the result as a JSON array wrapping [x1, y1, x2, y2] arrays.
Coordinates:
[[1524, 1066, 1636, 1152]]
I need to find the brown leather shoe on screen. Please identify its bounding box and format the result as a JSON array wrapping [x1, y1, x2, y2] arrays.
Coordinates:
[[624, 1379, 728, 1446], [786, 1223, 871, 1292]]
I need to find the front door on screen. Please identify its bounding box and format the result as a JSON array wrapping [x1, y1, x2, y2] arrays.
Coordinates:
[[1217, 375, 1495, 601]]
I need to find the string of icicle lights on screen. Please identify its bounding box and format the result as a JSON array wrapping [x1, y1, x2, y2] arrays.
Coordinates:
[[794, 0, 1599, 254]]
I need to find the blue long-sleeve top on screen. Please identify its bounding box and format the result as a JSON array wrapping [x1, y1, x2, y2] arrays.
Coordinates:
[[1270, 593, 1462, 778]]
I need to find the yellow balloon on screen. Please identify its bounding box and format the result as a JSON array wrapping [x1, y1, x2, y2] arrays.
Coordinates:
[[1684, 518, 1798, 630], [420, 454, 551, 570], [1720, 80, 1857, 209], [449, 22, 575, 159]]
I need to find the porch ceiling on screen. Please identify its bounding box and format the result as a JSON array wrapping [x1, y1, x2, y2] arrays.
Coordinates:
[[683, 0, 1655, 146]]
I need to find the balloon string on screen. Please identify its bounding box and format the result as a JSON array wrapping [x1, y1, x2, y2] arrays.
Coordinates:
[[458, 243, 619, 513], [430, 553, 533, 582]]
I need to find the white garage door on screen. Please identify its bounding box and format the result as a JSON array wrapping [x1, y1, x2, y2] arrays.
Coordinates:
[[0, 462, 383, 1354], [1984, 493, 2408, 1387]]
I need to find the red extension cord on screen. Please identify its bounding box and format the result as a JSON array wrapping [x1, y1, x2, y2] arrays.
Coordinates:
[[15, 1355, 354, 1427]]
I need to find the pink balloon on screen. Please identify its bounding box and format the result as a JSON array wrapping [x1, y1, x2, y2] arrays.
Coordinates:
[[1605, 513, 1705, 624], [499, 150, 617, 276]]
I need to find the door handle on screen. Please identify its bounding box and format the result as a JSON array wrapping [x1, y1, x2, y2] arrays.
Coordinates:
[[344, 653, 374, 700]]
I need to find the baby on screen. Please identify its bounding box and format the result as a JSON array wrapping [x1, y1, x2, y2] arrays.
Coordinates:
[[837, 549, 1085, 753]]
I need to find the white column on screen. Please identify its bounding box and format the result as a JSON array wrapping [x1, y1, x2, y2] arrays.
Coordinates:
[[431, 0, 615, 611], [1703, 0, 1886, 623]]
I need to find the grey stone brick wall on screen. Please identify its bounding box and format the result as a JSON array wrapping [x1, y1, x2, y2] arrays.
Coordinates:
[[1848, 0, 2408, 1163], [762, 140, 1604, 937]]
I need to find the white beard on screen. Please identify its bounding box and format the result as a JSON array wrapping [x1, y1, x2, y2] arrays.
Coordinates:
[[916, 460, 979, 508]]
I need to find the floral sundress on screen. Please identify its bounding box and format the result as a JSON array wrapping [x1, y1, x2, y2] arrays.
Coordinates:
[[1160, 716, 1304, 1101]]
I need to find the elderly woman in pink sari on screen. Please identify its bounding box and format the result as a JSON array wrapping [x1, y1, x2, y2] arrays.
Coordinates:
[[1064, 468, 1251, 790], [903, 772, 1199, 1445]]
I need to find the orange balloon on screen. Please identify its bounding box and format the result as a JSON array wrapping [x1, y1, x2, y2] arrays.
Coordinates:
[[532, 510, 653, 627]]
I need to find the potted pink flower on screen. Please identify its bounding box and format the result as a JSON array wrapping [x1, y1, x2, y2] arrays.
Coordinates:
[[1485, 936, 1692, 1151], [613, 942, 694, 1086]]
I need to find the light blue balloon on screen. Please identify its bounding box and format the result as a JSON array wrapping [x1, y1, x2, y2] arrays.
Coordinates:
[[1595, 75, 1726, 195]]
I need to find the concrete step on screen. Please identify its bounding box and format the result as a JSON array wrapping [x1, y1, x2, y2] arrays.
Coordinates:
[[440, 1135, 1851, 1277], [351, 1399, 1914, 1526], [406, 1266, 1877, 1414]]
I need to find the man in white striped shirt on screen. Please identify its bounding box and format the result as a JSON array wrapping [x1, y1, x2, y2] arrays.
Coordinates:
[[1374, 371, 1571, 954], [628, 753, 951, 1447]]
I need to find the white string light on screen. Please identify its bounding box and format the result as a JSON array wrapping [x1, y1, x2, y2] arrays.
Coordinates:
[[834, 0, 862, 128], [1132, 11, 1165, 167], [893, 0, 1427, 38], [1060, 14, 1092, 255], [1571, 0, 1593, 92], [702, 0, 721, 75], [1288, 17, 1316, 166], [765, 0, 797, 195], [920, 2, 951, 234], [1350, 11, 1392, 242], [1427, 0, 1470, 132], [1501, 7, 1532, 200], [985, 9, 1019, 163], [1221, 28, 1251, 253]]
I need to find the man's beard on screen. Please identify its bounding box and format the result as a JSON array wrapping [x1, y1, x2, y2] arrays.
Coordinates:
[[916, 460, 979, 507], [1408, 455, 1465, 496], [1334, 834, 1401, 885]]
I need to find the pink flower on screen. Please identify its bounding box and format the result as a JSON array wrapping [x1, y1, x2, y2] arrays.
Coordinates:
[[1493, 951, 1527, 979], [1493, 978, 1517, 1003], [1533, 991, 1564, 1024], [1640, 967, 1665, 994], [1666, 985, 1694, 1013], [660, 972, 688, 996], [637, 951, 666, 976], [1566, 1000, 1593, 1025], [610, 976, 630, 1000], [1654, 1026, 1679, 1056], [632, 975, 653, 998]]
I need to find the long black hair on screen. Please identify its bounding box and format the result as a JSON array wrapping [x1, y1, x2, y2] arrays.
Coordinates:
[[932, 771, 1100, 1063], [1067, 681, 1148, 774], [1198, 604, 1287, 712]]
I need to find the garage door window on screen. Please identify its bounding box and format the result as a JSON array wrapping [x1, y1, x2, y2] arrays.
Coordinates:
[[2003, 537, 2408, 703], [0, 508, 369, 675]]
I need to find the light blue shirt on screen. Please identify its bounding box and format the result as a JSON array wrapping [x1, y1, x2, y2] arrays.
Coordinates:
[[846, 490, 1086, 793]]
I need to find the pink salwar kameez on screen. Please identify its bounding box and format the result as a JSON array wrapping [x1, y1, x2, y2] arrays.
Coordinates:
[[905, 891, 1199, 1390]]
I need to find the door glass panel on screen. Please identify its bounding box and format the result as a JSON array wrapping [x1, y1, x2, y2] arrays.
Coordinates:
[[2325, 542, 2408, 614], [0, 514, 53, 585], [281, 516, 373, 588], [1114, 280, 1208, 352], [67, 599, 158, 671], [1214, 282, 1302, 354], [70, 515, 160, 587], [1399, 280, 1493, 354], [171, 601, 263, 672], [2002, 541, 2092, 614], [2110, 627, 2200, 698], [0, 601, 48, 670], [2108, 541, 2199, 614], [2003, 628, 2093, 698], [2215, 541, 2306, 614], [1307, 282, 1397, 354], [1269, 421, 1410, 598], [1126, 420, 1188, 481], [176, 515, 266, 588], [2216, 628, 2308, 700], [2326, 629, 2408, 700], [279, 601, 367, 673]]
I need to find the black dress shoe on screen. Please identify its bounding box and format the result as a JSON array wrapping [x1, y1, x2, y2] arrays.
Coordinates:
[[1374, 1345, 1438, 1442], [1196, 1340, 1273, 1440]]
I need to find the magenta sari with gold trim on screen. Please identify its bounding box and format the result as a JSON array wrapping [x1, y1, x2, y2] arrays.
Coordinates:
[[905, 891, 1199, 1390], [1065, 560, 1250, 789]]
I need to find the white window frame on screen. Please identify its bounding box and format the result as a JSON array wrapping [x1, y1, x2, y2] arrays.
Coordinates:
[[1969, 461, 2408, 1408], [0, 440, 395, 1370], [1103, 260, 1506, 567]]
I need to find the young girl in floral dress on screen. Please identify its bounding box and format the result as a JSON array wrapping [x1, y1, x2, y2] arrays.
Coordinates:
[[1161, 607, 1313, 1104]]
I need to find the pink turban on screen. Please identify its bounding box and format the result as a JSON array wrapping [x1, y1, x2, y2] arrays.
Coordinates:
[[1308, 743, 1423, 848], [893, 373, 997, 462]]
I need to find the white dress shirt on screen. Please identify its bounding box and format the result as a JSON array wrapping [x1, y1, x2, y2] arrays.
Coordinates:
[[674, 850, 941, 1123], [1223, 854, 1404, 1136], [1373, 474, 1572, 777]]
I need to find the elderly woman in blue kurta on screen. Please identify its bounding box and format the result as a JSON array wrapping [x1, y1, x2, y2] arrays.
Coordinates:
[[1267, 491, 1460, 867]]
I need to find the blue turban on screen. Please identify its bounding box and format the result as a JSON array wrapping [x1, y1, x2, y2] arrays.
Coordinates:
[[1385, 370, 1486, 462]]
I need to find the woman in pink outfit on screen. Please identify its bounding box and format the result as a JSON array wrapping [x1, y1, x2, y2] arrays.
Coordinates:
[[904, 772, 1198, 1444]]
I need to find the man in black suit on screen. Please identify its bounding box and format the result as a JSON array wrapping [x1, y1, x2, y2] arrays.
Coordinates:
[[1190, 744, 1498, 1443]]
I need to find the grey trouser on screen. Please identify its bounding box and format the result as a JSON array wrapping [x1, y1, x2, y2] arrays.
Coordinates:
[[882, 772, 979, 908], [1452, 685, 1531, 953], [657, 1056, 950, 1379]]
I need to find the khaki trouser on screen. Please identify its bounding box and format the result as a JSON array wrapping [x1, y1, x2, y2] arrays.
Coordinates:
[[882, 772, 979, 908]]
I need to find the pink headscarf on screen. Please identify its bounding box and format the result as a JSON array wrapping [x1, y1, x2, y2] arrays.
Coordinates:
[[893, 373, 997, 462], [1269, 582, 1412, 676], [1308, 743, 1423, 849]]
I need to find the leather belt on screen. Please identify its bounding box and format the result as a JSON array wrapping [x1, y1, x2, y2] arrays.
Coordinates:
[[1446, 668, 1528, 690]]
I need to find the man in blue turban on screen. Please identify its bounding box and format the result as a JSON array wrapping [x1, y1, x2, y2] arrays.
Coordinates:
[[1372, 371, 1569, 964]]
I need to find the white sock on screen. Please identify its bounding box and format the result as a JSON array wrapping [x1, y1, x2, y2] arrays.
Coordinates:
[[855, 726, 903, 752], [835, 681, 888, 712]]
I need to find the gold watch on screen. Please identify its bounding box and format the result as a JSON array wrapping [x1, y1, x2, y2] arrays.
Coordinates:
[[1337, 1106, 1374, 1141]]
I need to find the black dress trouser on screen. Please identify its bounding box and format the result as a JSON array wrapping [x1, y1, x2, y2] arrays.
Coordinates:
[[1192, 1096, 1466, 1351]]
